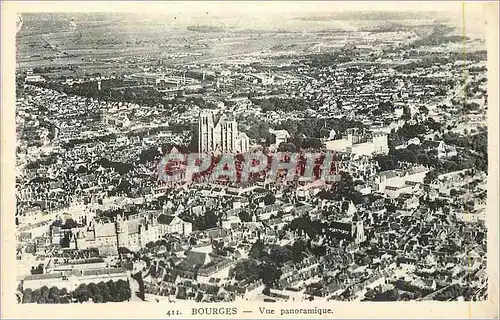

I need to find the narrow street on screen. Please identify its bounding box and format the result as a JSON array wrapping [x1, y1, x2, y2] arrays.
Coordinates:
[[127, 272, 143, 302]]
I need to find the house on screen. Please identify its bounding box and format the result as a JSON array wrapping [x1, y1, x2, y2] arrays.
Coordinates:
[[326, 281, 344, 296], [325, 129, 388, 156], [156, 214, 193, 236], [394, 137, 421, 150], [404, 165, 429, 183], [411, 278, 437, 291], [422, 140, 457, 159], [186, 250, 212, 267], [397, 193, 420, 210], [269, 129, 290, 149], [375, 165, 428, 196], [374, 170, 405, 193]]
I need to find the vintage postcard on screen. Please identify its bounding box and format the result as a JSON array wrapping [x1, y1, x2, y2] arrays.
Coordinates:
[[1, 1, 498, 319]]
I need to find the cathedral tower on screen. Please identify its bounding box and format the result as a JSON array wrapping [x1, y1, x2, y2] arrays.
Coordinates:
[[199, 111, 214, 153]]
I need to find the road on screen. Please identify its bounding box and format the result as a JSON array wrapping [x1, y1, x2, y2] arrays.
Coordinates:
[[127, 272, 143, 302]]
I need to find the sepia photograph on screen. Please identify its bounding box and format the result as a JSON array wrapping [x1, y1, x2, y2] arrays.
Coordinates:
[[1, 1, 499, 319]]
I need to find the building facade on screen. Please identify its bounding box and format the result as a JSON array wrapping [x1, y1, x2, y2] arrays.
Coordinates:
[[198, 111, 249, 153], [70, 212, 193, 254], [325, 128, 389, 156]]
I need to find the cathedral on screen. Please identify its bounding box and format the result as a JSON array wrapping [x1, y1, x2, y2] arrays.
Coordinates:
[[198, 111, 250, 153]]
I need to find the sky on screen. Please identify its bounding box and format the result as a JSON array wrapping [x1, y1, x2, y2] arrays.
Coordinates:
[[10, 1, 489, 15], [109, 1, 490, 34], [13, 1, 490, 39], [132, 1, 486, 16]]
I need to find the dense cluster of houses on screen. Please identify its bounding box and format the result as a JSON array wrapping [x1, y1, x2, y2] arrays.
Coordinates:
[[15, 25, 488, 304]]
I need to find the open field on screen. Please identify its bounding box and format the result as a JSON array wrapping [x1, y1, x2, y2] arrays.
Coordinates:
[[16, 12, 447, 73]]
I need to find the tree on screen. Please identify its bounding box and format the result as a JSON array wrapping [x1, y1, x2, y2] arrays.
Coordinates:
[[238, 211, 252, 222], [93, 294, 104, 303], [263, 193, 276, 206], [88, 283, 98, 296], [269, 245, 293, 266], [40, 285, 50, 301], [229, 259, 261, 281], [317, 189, 335, 200], [62, 218, 78, 229], [450, 189, 459, 197], [289, 216, 318, 238], [329, 172, 359, 203], [262, 286, 271, 296], [386, 202, 397, 213], [260, 263, 282, 285], [141, 256, 151, 268], [249, 240, 267, 260], [375, 154, 398, 171], [277, 142, 297, 153], [92, 284, 103, 302], [97, 281, 110, 302], [373, 288, 400, 301], [107, 280, 118, 301], [22, 288, 33, 303], [48, 286, 61, 303], [115, 279, 131, 302], [424, 171, 438, 184], [60, 296, 71, 304], [292, 240, 307, 262], [118, 246, 133, 255], [194, 209, 219, 230], [31, 289, 41, 303], [419, 105, 429, 115], [73, 284, 90, 303]]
